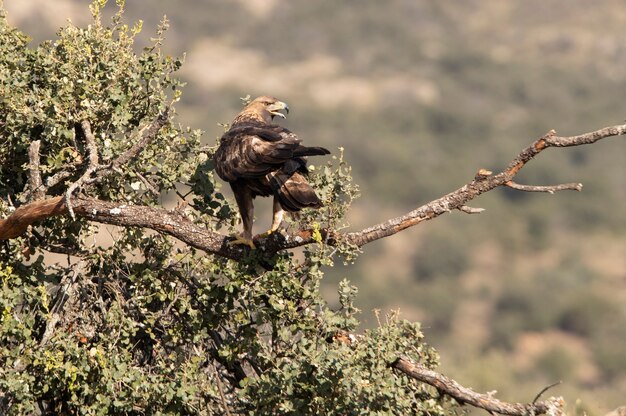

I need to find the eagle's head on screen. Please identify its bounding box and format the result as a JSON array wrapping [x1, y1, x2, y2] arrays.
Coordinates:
[[234, 96, 290, 125]]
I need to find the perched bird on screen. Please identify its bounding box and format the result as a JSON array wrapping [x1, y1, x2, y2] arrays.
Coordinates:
[[214, 96, 330, 248]]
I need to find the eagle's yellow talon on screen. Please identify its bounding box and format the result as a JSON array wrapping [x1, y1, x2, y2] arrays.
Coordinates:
[[228, 235, 256, 249]]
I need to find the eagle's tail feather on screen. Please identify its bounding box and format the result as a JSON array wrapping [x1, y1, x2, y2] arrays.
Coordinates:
[[293, 146, 331, 157]]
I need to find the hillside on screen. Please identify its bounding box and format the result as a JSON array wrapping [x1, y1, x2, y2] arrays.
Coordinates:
[[4, 1, 625, 413]]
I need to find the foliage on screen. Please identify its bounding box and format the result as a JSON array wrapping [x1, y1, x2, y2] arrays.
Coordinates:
[[0, 2, 449, 414], [301, 147, 362, 264], [244, 313, 447, 415], [0, 1, 198, 205]]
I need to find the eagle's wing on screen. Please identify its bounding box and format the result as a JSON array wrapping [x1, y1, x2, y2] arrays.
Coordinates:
[[215, 124, 329, 182]]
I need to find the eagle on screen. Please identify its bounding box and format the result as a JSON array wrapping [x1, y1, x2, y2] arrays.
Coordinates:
[[214, 96, 330, 248]]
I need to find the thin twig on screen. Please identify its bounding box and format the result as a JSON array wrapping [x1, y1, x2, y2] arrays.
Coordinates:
[[134, 171, 160, 196], [505, 181, 582, 194], [458, 205, 485, 214], [532, 381, 562, 404]]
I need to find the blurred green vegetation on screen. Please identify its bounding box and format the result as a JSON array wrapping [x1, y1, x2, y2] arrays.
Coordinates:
[[5, 0, 626, 413]]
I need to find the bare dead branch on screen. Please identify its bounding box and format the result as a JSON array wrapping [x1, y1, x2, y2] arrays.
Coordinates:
[[0, 196, 245, 260], [505, 181, 582, 193], [392, 356, 565, 416], [211, 361, 233, 416], [543, 125, 626, 147], [339, 124, 625, 247]]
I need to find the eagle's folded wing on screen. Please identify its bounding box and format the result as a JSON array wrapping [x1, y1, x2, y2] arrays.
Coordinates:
[[215, 125, 328, 181]]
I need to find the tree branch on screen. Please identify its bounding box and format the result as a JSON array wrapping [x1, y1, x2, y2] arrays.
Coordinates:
[[40, 261, 84, 346], [339, 125, 626, 247], [1, 123, 625, 262], [0, 197, 67, 239], [0, 196, 244, 260], [392, 356, 564, 415], [45, 170, 73, 190]]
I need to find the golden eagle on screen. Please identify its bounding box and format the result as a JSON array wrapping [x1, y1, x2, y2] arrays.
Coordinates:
[[215, 96, 330, 248]]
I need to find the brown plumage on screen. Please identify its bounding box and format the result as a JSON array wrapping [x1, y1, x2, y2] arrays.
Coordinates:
[[214, 96, 330, 247]]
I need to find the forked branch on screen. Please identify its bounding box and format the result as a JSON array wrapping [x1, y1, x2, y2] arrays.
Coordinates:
[[339, 125, 626, 247]]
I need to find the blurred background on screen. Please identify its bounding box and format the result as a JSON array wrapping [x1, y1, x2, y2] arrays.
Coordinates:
[[5, 1, 626, 413]]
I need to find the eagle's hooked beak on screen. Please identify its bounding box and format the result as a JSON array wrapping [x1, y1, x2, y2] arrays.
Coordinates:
[[267, 101, 289, 119]]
